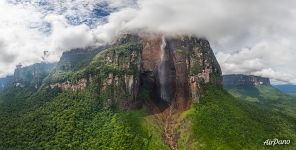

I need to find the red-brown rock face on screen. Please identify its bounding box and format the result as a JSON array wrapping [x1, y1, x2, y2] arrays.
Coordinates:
[[141, 35, 176, 106], [139, 34, 222, 110], [141, 35, 163, 72]]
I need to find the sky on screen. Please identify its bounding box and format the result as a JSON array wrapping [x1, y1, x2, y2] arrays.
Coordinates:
[[0, 0, 296, 84]]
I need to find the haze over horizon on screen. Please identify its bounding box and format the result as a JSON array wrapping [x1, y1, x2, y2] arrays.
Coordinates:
[[0, 0, 296, 84]]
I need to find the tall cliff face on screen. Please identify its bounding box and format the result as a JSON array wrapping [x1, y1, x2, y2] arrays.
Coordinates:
[[140, 35, 222, 109], [1, 34, 222, 109], [58, 34, 221, 149], [51, 34, 222, 111], [223, 74, 270, 88]]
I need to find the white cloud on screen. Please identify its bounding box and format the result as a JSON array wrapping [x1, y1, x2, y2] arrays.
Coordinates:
[[93, 0, 296, 43], [91, 0, 296, 84], [217, 40, 296, 84], [1, 0, 296, 84], [0, 1, 47, 77], [0, 0, 100, 77], [45, 14, 96, 52]]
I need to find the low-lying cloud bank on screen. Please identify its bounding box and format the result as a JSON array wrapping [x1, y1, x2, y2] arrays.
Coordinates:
[[0, 0, 296, 84], [216, 40, 296, 84]]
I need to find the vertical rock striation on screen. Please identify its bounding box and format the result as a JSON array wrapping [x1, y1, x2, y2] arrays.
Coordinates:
[[140, 34, 222, 109]]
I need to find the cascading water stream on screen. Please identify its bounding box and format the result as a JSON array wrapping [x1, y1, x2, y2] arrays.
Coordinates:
[[158, 36, 170, 102]]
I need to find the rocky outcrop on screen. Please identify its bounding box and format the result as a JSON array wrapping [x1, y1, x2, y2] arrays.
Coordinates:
[[50, 78, 88, 91], [92, 43, 143, 110], [223, 74, 271, 88]]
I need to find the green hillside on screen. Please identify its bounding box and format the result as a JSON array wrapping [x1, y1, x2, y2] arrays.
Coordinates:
[[178, 85, 295, 149], [0, 44, 169, 150], [0, 88, 164, 149], [226, 85, 296, 118]]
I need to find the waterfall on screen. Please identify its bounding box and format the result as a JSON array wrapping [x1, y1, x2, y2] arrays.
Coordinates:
[[158, 36, 170, 102]]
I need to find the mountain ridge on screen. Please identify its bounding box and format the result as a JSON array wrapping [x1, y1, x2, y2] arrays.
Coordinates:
[[223, 74, 270, 88], [274, 84, 296, 95]]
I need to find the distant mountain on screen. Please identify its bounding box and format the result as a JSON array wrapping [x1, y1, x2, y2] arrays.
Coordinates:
[[0, 76, 13, 91], [274, 84, 296, 96], [223, 74, 270, 88], [223, 74, 296, 118], [0, 63, 56, 90]]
